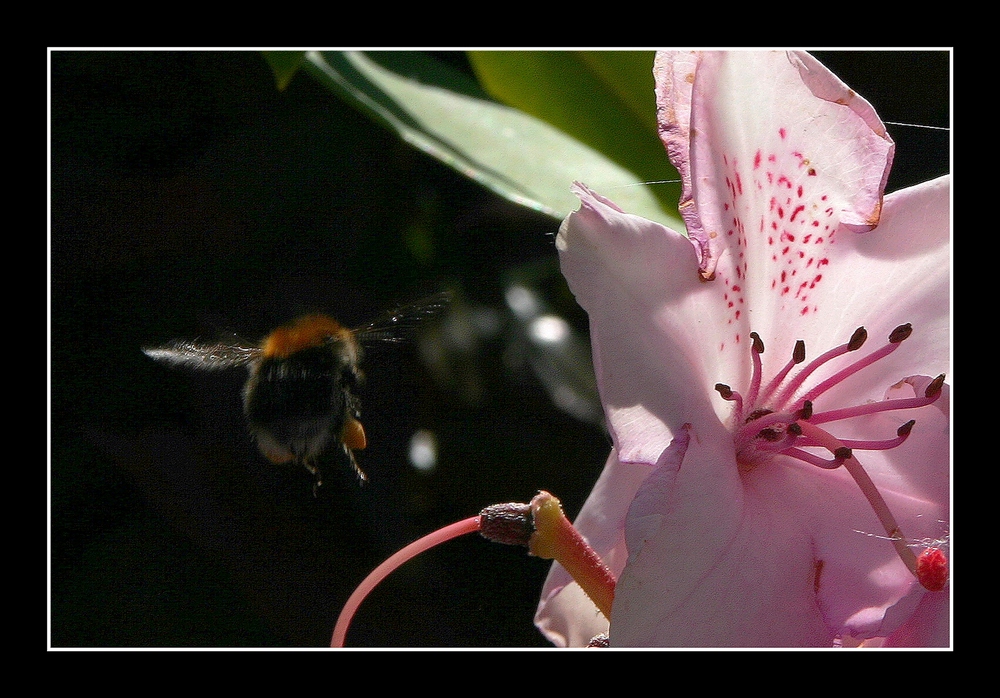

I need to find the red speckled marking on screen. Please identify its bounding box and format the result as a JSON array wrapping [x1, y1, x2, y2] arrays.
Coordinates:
[[716, 127, 840, 345]]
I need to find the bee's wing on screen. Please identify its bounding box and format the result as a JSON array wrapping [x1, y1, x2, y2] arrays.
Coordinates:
[[352, 291, 452, 345], [142, 339, 262, 370]]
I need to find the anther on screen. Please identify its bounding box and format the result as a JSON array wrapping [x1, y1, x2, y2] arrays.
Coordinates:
[[746, 408, 773, 423], [889, 323, 913, 344], [800, 324, 914, 405], [717, 382, 743, 415], [793, 340, 805, 364], [925, 374, 945, 399], [797, 400, 813, 420], [848, 327, 867, 351], [787, 422, 802, 436], [833, 446, 852, 461], [747, 332, 765, 406], [833, 427, 915, 450]]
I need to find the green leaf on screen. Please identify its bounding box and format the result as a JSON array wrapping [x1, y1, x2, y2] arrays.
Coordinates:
[[262, 51, 307, 91], [467, 51, 669, 183], [302, 51, 683, 229]]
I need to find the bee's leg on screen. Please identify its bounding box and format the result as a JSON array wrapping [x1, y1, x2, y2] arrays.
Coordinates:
[[343, 444, 368, 484], [303, 460, 323, 497]]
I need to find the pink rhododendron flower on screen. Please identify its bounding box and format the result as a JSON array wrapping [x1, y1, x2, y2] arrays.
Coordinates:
[[535, 51, 950, 647]]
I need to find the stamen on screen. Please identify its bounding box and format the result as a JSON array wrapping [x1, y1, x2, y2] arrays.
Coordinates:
[[793, 340, 807, 364], [924, 374, 945, 399], [745, 332, 765, 408], [797, 400, 813, 420], [760, 339, 806, 401], [848, 326, 869, 351], [781, 446, 847, 469], [834, 420, 915, 450], [754, 430, 800, 454], [716, 383, 743, 415], [733, 409, 798, 450], [888, 323, 913, 343], [800, 324, 912, 404], [809, 379, 943, 425], [716, 323, 947, 593], [768, 327, 867, 408]]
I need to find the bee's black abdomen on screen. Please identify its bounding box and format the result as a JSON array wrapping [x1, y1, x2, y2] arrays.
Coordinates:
[[244, 345, 354, 462], [247, 348, 340, 421]]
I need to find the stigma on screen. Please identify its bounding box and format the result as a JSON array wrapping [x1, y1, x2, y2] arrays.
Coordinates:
[[714, 323, 948, 591]]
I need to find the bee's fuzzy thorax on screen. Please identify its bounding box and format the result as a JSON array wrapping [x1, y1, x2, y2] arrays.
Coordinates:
[[261, 314, 352, 359]]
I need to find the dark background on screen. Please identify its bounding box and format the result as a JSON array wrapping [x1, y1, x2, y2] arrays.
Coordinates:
[[49, 50, 950, 648]]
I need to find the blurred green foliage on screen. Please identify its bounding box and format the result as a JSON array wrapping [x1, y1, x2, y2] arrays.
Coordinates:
[[263, 51, 684, 230]]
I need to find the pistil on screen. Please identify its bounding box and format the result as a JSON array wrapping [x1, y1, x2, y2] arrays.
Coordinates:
[[794, 419, 918, 576]]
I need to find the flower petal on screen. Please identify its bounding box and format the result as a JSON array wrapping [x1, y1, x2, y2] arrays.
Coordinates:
[[656, 51, 893, 284], [653, 52, 937, 399], [796, 176, 950, 409], [611, 390, 948, 646], [613, 431, 834, 646], [555, 183, 734, 464], [541, 51, 949, 648], [880, 584, 950, 647]]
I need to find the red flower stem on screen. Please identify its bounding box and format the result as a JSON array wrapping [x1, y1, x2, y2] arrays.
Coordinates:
[[528, 491, 616, 619]]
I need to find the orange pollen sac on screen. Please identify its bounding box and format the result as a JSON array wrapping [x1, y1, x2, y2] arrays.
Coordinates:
[[262, 314, 347, 358], [342, 417, 367, 451]]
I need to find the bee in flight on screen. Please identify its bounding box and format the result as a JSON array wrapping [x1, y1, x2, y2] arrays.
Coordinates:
[[142, 292, 451, 490]]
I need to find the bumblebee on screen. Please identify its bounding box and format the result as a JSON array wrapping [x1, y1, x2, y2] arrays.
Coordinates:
[[143, 292, 450, 489]]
